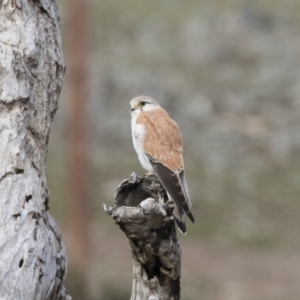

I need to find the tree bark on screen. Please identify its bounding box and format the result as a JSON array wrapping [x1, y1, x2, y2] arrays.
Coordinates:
[[103, 173, 181, 300], [0, 1, 70, 299]]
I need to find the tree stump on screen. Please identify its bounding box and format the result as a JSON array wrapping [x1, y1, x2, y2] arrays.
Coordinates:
[[103, 173, 181, 300], [0, 1, 70, 299]]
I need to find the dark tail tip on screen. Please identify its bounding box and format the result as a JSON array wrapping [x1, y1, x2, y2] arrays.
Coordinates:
[[187, 211, 196, 224], [175, 218, 187, 235]]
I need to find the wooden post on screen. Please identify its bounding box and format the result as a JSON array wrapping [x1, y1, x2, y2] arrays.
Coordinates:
[[66, 0, 90, 270], [103, 173, 181, 300]]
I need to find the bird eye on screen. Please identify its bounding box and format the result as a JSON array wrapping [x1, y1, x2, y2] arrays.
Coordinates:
[[140, 101, 146, 106]]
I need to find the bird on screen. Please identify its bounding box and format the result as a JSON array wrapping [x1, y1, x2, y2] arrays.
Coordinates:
[[130, 95, 195, 234]]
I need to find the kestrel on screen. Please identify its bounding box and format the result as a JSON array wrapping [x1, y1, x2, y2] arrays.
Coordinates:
[[130, 95, 195, 234]]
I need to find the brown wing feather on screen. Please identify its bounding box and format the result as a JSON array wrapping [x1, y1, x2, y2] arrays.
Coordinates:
[[137, 108, 183, 172]]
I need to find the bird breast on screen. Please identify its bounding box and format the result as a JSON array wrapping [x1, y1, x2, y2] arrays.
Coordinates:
[[131, 115, 154, 172]]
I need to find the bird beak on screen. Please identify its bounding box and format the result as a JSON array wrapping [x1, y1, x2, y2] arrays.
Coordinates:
[[130, 104, 138, 112]]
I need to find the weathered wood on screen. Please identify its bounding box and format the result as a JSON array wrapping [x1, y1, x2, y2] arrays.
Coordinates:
[[103, 173, 181, 300], [0, 1, 70, 299]]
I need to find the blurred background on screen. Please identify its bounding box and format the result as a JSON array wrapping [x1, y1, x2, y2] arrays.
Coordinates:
[[49, 0, 300, 299]]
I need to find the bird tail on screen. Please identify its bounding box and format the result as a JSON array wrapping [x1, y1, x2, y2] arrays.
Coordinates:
[[173, 204, 187, 235], [179, 170, 195, 224]]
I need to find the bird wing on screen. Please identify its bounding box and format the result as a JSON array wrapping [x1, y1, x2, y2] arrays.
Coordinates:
[[149, 159, 195, 224], [137, 108, 195, 223], [137, 108, 183, 170]]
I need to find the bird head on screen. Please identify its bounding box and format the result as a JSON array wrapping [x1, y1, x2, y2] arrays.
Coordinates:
[[130, 96, 160, 114]]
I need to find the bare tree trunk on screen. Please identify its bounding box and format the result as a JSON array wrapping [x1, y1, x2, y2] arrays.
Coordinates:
[[0, 1, 70, 299], [103, 173, 181, 300]]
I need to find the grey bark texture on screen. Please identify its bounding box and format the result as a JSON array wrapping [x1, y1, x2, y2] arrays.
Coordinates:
[[103, 173, 181, 300], [0, 1, 70, 300]]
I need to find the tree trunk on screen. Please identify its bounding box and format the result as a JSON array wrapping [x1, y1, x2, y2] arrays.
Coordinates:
[[0, 1, 70, 299], [103, 173, 181, 300]]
